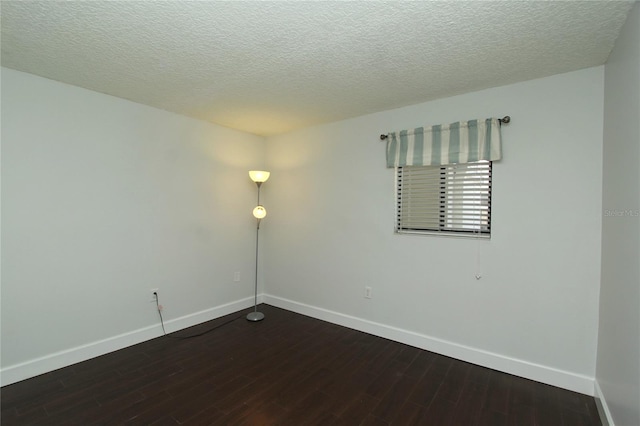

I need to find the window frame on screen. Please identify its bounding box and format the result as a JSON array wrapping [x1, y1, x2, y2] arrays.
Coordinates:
[[395, 161, 493, 238]]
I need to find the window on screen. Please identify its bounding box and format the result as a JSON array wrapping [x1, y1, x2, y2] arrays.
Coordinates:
[[396, 160, 492, 237]]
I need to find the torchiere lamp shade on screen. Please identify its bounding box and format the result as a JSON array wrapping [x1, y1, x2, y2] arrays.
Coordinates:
[[249, 170, 270, 183]]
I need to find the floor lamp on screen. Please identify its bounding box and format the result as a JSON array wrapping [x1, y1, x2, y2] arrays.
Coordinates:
[[247, 170, 269, 322]]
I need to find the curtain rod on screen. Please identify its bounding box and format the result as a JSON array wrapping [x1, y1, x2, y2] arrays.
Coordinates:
[[379, 116, 511, 140]]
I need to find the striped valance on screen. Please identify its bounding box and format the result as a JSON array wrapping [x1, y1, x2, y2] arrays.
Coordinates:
[[386, 118, 502, 168]]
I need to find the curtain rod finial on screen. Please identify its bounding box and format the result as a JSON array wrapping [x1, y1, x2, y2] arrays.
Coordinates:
[[380, 134, 388, 140], [499, 116, 511, 124]]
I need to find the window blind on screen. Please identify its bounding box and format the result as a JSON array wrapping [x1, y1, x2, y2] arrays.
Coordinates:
[[396, 161, 492, 237]]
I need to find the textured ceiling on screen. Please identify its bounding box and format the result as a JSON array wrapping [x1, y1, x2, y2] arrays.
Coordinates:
[[1, 1, 634, 136]]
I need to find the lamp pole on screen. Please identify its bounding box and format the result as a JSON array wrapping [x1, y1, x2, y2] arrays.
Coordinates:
[[246, 217, 263, 321]]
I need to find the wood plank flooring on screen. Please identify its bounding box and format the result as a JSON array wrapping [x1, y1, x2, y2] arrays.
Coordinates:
[[1, 305, 601, 425]]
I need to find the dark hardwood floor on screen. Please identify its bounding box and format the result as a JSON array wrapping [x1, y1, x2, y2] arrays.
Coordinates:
[[1, 305, 601, 425]]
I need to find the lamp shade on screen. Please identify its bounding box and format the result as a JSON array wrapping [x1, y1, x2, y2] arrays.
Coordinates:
[[253, 205, 267, 219], [249, 170, 270, 183]]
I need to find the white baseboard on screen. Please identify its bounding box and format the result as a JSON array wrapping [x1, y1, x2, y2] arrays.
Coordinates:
[[2, 294, 595, 397], [594, 380, 614, 426], [263, 294, 595, 396], [0, 296, 259, 387]]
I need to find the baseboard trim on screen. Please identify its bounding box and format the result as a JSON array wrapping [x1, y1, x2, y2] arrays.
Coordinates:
[[0, 296, 259, 387], [263, 294, 595, 396], [594, 380, 614, 426]]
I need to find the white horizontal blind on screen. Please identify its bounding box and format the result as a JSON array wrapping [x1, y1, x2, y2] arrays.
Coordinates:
[[396, 161, 492, 237]]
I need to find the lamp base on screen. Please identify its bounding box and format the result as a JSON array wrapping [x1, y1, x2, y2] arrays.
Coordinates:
[[246, 311, 265, 322]]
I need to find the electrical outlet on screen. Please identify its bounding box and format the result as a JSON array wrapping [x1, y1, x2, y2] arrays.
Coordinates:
[[364, 286, 372, 299], [233, 272, 241, 282], [150, 288, 159, 302]]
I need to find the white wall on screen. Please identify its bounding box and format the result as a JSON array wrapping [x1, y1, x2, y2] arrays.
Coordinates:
[[597, 2, 640, 425], [0, 65, 607, 395], [1, 68, 266, 384], [264, 66, 604, 394]]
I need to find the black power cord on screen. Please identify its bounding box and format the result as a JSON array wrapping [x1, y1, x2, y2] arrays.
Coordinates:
[[153, 292, 244, 339]]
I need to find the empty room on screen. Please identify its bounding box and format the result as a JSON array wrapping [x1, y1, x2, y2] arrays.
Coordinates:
[[1, 1, 638, 425]]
